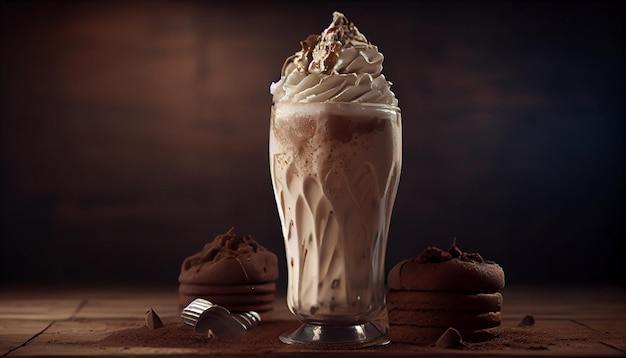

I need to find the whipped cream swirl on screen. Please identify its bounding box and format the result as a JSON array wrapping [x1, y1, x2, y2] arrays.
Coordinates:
[[270, 12, 398, 105]]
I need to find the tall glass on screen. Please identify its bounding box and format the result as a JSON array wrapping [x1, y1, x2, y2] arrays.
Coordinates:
[[269, 102, 402, 348]]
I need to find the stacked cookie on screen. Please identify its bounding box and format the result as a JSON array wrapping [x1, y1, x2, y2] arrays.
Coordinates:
[[387, 240, 505, 343], [178, 227, 279, 318]]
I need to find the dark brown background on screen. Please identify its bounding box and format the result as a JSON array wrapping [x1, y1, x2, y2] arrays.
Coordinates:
[[1, 1, 623, 288]]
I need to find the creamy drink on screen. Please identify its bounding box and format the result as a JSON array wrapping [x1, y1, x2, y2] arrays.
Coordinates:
[[269, 12, 401, 347], [270, 102, 401, 320]]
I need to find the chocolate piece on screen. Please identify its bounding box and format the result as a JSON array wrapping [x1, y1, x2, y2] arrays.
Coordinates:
[[518, 314, 536, 327], [435, 327, 463, 348], [145, 308, 164, 329]]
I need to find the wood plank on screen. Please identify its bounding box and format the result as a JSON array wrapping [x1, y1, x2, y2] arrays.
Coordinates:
[[0, 299, 82, 320], [0, 319, 53, 356]]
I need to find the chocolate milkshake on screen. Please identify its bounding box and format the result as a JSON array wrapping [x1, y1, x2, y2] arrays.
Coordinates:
[[269, 12, 401, 347]]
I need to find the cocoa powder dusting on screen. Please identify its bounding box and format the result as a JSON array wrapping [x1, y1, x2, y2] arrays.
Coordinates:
[[95, 319, 301, 350], [93, 317, 617, 353], [97, 323, 215, 348]]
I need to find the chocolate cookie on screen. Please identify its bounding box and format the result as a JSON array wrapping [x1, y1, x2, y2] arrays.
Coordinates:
[[178, 227, 279, 316], [386, 239, 505, 344], [387, 245, 504, 293]]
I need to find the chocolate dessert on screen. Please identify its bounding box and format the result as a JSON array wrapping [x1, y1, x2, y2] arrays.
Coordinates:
[[178, 227, 279, 317], [387, 239, 505, 344]]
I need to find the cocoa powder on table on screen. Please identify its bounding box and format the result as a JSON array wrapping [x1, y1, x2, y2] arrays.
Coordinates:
[[98, 322, 214, 348], [95, 318, 300, 350], [94, 317, 613, 353]]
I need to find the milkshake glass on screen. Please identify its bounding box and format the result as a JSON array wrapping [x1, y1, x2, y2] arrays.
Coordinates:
[[269, 101, 401, 347], [268, 12, 401, 347]]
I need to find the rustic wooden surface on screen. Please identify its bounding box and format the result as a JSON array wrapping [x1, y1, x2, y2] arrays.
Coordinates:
[[0, 285, 624, 357]]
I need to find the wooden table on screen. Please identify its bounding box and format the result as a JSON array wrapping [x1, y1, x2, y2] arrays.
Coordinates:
[[1, 284, 624, 357]]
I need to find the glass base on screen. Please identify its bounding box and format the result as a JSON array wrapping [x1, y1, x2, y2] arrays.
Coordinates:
[[279, 322, 390, 349]]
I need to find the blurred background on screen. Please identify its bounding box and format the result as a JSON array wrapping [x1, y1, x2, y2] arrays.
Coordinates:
[[1, 1, 623, 289]]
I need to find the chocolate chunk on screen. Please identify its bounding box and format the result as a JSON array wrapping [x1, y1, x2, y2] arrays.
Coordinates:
[[448, 238, 463, 258], [435, 327, 463, 348], [518, 314, 535, 327], [145, 308, 164, 329]]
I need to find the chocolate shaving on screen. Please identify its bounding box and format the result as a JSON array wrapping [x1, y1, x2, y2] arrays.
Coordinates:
[[282, 34, 319, 76], [281, 12, 370, 76]]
